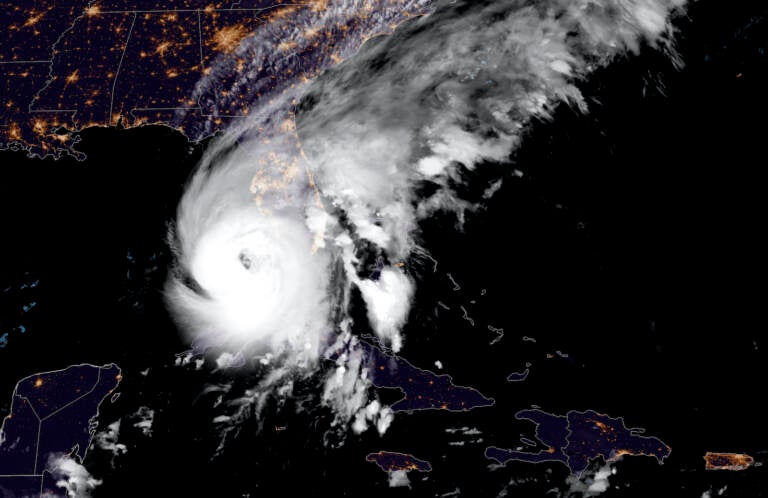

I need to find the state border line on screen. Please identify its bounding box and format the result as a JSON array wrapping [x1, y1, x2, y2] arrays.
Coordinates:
[[107, 13, 137, 126]]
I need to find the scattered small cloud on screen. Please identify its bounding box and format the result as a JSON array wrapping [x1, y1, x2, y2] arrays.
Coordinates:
[[92, 420, 127, 461], [131, 406, 154, 437], [562, 461, 617, 497], [321, 332, 393, 435]]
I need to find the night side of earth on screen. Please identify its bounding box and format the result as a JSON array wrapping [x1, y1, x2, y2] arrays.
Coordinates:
[[1, 0, 767, 496], [366, 451, 432, 473], [360, 339, 495, 413], [0, 0, 432, 159], [704, 452, 755, 471], [485, 409, 671, 476], [0, 363, 121, 497]]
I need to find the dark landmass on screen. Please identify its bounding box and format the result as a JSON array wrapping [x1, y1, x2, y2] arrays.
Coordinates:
[[506, 368, 529, 382], [0, 363, 121, 493], [485, 409, 670, 476], [0, 0, 431, 158], [704, 452, 755, 471], [366, 451, 432, 473], [359, 340, 494, 412], [0, 476, 41, 498], [0, 0, 281, 157]]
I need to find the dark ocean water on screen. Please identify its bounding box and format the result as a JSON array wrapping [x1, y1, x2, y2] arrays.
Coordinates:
[[1, 1, 766, 496]]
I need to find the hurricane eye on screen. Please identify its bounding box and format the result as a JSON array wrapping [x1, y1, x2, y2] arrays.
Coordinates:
[[238, 250, 252, 270]]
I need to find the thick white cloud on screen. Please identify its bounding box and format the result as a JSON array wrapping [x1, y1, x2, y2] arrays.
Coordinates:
[[167, 103, 334, 361], [356, 268, 414, 352]]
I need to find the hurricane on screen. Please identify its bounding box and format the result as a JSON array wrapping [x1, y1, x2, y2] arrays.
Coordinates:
[[165, 126, 334, 383]]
